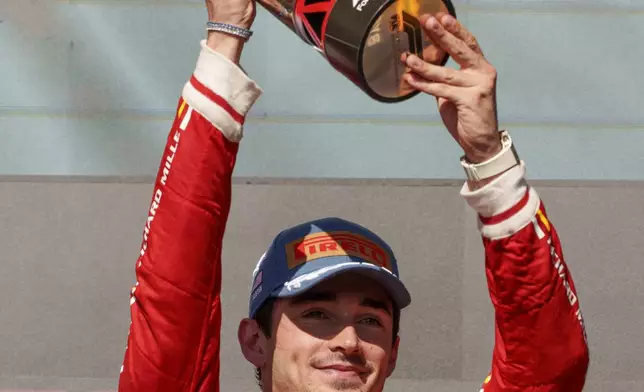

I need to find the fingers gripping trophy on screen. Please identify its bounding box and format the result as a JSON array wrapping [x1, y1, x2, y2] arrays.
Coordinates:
[[257, 0, 456, 102]]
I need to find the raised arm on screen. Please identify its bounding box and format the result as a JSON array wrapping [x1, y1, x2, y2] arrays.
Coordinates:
[[401, 13, 589, 391], [117, 3, 261, 391], [462, 163, 589, 391]]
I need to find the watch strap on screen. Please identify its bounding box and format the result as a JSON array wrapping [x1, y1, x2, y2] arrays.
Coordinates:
[[460, 130, 520, 181]]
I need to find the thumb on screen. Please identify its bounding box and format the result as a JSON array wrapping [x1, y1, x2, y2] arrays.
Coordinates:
[[437, 98, 459, 140]]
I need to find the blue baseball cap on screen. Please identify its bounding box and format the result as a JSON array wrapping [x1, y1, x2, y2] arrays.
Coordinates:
[[248, 217, 411, 318]]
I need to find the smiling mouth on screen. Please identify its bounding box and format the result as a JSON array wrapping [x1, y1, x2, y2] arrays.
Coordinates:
[[317, 365, 367, 378]]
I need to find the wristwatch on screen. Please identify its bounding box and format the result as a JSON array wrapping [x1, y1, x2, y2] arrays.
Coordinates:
[[459, 130, 520, 181]]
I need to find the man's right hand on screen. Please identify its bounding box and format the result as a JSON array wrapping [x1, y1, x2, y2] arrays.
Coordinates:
[[401, 13, 501, 165], [205, 0, 257, 64]]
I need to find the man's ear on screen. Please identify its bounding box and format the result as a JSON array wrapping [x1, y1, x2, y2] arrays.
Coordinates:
[[386, 335, 400, 377], [238, 318, 269, 368]]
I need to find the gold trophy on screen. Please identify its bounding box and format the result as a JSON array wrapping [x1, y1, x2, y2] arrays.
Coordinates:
[[256, 0, 456, 102]]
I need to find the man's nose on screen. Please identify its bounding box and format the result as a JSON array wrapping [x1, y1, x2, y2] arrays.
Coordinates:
[[329, 325, 361, 354]]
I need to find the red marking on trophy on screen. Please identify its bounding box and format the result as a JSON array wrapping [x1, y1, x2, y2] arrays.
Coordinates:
[[295, 0, 336, 49]]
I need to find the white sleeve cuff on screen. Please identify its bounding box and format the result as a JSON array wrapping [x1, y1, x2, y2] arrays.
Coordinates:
[[461, 162, 541, 239], [182, 40, 263, 142]]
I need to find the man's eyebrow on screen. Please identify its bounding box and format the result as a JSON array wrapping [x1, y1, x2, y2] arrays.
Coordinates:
[[289, 292, 392, 316], [361, 298, 392, 316]]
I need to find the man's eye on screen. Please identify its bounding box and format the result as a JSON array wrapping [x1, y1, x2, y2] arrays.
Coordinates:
[[360, 317, 382, 326], [303, 310, 328, 319]]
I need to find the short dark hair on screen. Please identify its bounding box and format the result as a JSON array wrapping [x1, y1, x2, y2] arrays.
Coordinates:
[[251, 297, 401, 389]]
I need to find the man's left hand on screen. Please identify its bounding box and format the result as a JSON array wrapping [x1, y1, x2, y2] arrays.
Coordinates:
[[401, 13, 502, 164], [205, 0, 257, 64]]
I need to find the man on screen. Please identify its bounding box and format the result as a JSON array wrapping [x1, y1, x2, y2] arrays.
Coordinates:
[[117, 0, 590, 390]]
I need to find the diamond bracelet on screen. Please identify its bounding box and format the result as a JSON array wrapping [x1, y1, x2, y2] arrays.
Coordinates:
[[206, 21, 253, 41]]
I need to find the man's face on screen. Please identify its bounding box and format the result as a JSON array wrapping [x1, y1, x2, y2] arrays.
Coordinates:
[[265, 272, 399, 392]]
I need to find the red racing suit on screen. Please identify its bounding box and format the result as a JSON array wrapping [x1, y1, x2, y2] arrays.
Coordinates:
[[117, 41, 589, 392]]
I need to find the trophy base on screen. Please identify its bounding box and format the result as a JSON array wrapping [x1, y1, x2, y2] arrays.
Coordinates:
[[323, 0, 456, 103]]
